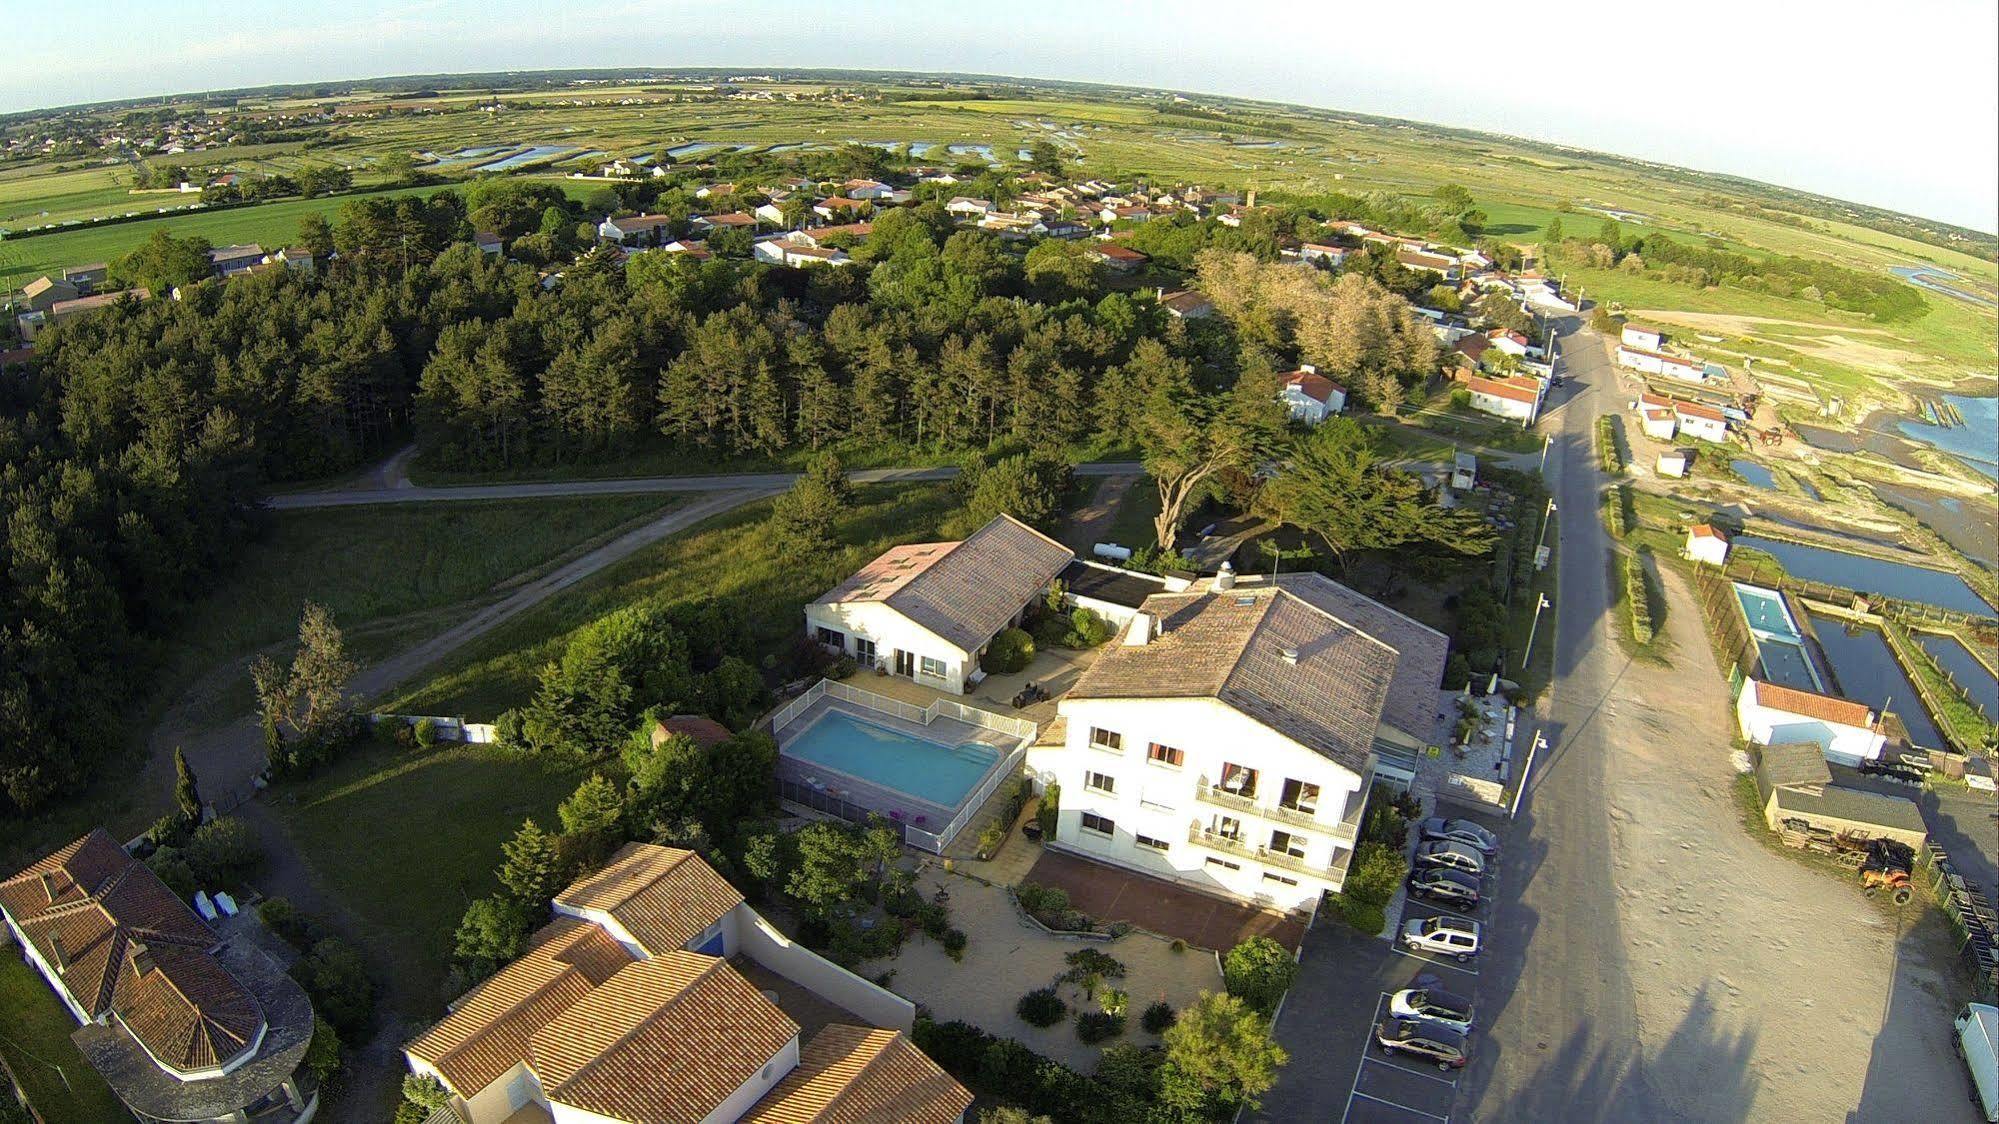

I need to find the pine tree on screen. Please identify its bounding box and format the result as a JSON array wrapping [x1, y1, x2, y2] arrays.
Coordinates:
[[496, 819, 563, 906], [173, 747, 203, 829]]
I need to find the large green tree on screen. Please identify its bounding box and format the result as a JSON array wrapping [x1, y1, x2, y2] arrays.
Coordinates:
[[1263, 419, 1496, 572], [1133, 341, 1282, 553], [1156, 993, 1287, 1119]]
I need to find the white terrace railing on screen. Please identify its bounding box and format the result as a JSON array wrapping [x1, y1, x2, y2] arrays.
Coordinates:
[[772, 678, 1038, 743]]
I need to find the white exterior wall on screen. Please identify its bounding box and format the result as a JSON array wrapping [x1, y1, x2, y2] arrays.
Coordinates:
[[735, 908, 915, 1032], [1617, 346, 1665, 375], [1622, 326, 1665, 350], [803, 601, 978, 694], [1677, 413, 1730, 443], [1660, 358, 1705, 383], [1280, 388, 1330, 425], [1640, 415, 1678, 441], [1470, 389, 1536, 423], [1026, 697, 1364, 912], [1687, 535, 1730, 566], [1735, 682, 1888, 765]]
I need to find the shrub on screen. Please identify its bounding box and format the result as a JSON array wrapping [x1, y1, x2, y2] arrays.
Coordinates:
[[1223, 937, 1299, 1015], [1063, 948, 1127, 983], [1076, 1010, 1126, 1043], [942, 928, 969, 961], [1063, 608, 1113, 648], [146, 848, 198, 901], [257, 897, 325, 952], [182, 817, 263, 888], [303, 1015, 342, 1083], [413, 716, 440, 748], [976, 819, 1008, 859], [1596, 415, 1625, 474], [150, 811, 193, 851], [917, 901, 951, 938], [1031, 614, 1071, 650], [1624, 551, 1657, 645], [1036, 783, 1059, 841], [982, 627, 1036, 674], [1335, 896, 1387, 935], [1341, 842, 1407, 909], [1016, 882, 1070, 916], [1141, 1001, 1177, 1034], [292, 937, 375, 1042], [1018, 987, 1068, 1027], [401, 1073, 450, 1112], [1168, 938, 1187, 954]]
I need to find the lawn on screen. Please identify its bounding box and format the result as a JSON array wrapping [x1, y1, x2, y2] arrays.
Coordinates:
[[0, 955, 126, 1124], [387, 481, 965, 721], [1101, 476, 1163, 553], [0, 184, 454, 289], [268, 738, 592, 1015]]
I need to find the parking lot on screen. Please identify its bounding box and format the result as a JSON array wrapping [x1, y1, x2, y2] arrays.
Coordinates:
[[1255, 806, 1508, 1124]]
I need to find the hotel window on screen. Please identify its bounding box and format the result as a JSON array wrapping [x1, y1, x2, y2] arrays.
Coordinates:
[[1147, 742, 1185, 768], [1218, 763, 1258, 798], [1081, 812, 1115, 837], [1084, 771, 1117, 796], [853, 637, 876, 665], [1135, 834, 1170, 853], [1089, 727, 1123, 752], [1270, 830, 1307, 859], [1279, 778, 1320, 815], [1205, 856, 1242, 872], [815, 626, 845, 648], [1262, 872, 1300, 887], [1214, 816, 1243, 842], [919, 655, 948, 679]]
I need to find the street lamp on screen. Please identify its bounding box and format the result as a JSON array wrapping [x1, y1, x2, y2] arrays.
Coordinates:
[[1538, 434, 1552, 473], [1522, 592, 1552, 669], [1536, 497, 1558, 554]]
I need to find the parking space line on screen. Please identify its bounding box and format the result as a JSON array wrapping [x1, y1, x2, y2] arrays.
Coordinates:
[[1361, 1055, 1460, 1087], [1390, 947, 1479, 976], [1350, 1090, 1451, 1121]]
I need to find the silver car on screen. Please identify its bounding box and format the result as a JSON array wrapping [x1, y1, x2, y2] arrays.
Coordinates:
[[1414, 839, 1487, 877]]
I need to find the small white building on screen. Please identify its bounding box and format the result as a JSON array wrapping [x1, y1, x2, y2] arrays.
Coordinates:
[[1685, 522, 1730, 564], [598, 212, 675, 245], [1657, 449, 1692, 478], [1465, 373, 1545, 424], [1621, 323, 1666, 351], [1674, 399, 1731, 443], [1300, 242, 1349, 268], [804, 514, 1074, 695], [1736, 678, 1889, 767], [1638, 392, 1680, 441], [753, 237, 851, 267], [1278, 364, 1347, 424]]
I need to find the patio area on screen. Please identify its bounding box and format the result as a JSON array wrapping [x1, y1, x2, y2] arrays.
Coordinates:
[[864, 864, 1221, 1070], [831, 644, 1101, 730], [1022, 848, 1309, 952]]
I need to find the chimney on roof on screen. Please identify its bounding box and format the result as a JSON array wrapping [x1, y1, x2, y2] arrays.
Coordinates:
[[129, 939, 154, 978], [1156, 286, 1164, 300], [1278, 647, 1299, 666], [50, 934, 68, 972], [1213, 562, 1236, 592], [1299, 362, 1316, 375], [40, 871, 59, 903], [1124, 612, 1156, 647]]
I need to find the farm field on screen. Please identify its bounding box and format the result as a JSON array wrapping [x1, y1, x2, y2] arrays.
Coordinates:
[[2, 77, 1992, 400]]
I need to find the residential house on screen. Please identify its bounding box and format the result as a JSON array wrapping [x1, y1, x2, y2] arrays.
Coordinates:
[[1685, 523, 1730, 565], [1026, 569, 1449, 914], [2, 829, 321, 1123], [597, 213, 676, 246], [1032, 216, 1090, 239], [474, 231, 504, 255], [22, 287, 149, 341], [794, 222, 873, 247], [976, 212, 1039, 240], [658, 239, 713, 260], [944, 197, 994, 219], [811, 196, 871, 221], [1638, 392, 1679, 440], [208, 244, 266, 277], [271, 247, 316, 274], [1299, 242, 1349, 268], [1157, 289, 1215, 319], [753, 237, 852, 267], [403, 843, 968, 1124], [693, 181, 738, 199], [1279, 364, 1347, 424], [805, 514, 1074, 694], [1465, 374, 1545, 424], [1090, 243, 1148, 273], [1656, 449, 1692, 478], [1616, 344, 1704, 383], [1452, 333, 1491, 369], [1750, 742, 1926, 848], [1099, 204, 1153, 224], [1485, 329, 1534, 359], [1397, 249, 1460, 280], [651, 714, 734, 750], [691, 211, 757, 235], [61, 262, 108, 293], [1736, 678, 1889, 767], [1674, 399, 1730, 443], [1621, 322, 1667, 351], [752, 201, 791, 228], [843, 178, 895, 200], [20, 275, 78, 313]]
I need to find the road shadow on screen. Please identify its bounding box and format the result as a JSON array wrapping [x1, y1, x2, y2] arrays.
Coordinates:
[[1852, 907, 1987, 1124]]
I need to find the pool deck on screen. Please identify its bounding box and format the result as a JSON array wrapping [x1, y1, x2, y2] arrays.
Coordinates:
[[775, 694, 1023, 845]]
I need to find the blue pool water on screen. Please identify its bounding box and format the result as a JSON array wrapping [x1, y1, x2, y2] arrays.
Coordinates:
[[1734, 583, 1824, 690], [784, 710, 1000, 807]]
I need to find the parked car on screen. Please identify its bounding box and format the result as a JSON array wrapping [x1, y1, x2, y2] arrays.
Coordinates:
[[1400, 914, 1482, 961], [1375, 1018, 1470, 1070], [1414, 839, 1487, 877], [1408, 866, 1481, 909], [1391, 986, 1476, 1035], [1421, 817, 1500, 855]]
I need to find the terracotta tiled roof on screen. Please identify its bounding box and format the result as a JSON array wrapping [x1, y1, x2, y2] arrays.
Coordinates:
[[1158, 289, 1212, 315], [1748, 680, 1878, 729], [609, 213, 676, 232], [554, 843, 744, 956], [1690, 523, 1728, 541], [1467, 375, 1540, 405], [813, 515, 1074, 654], [405, 917, 632, 1097], [1284, 370, 1342, 404], [1092, 243, 1147, 263], [533, 953, 798, 1124], [743, 1024, 971, 1124], [1067, 584, 1395, 774], [0, 829, 263, 1077], [1675, 400, 1726, 423], [654, 715, 734, 749]]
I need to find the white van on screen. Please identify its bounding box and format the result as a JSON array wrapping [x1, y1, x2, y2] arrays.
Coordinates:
[[1401, 914, 1482, 962], [1959, 1004, 1999, 1123]]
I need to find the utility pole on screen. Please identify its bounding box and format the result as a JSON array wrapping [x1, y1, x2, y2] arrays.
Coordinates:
[[1522, 591, 1552, 670]]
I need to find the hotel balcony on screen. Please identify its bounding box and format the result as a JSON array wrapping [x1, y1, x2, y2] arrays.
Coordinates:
[[1192, 776, 1366, 847], [1186, 825, 1333, 879]]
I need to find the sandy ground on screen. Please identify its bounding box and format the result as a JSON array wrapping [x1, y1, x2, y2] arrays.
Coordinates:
[[1629, 309, 1926, 376], [864, 867, 1220, 1071]]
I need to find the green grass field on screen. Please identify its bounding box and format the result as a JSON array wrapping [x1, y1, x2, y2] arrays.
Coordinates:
[[270, 738, 591, 1015], [0, 955, 126, 1124], [388, 481, 962, 720]]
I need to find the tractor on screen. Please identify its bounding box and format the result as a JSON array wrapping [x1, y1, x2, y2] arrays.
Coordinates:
[[1859, 839, 1916, 906]]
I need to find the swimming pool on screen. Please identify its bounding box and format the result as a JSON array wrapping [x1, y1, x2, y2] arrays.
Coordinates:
[[1734, 582, 1825, 691], [783, 710, 1001, 808]]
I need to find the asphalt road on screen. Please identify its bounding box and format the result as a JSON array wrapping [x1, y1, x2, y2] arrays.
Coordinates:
[[267, 460, 1145, 509]]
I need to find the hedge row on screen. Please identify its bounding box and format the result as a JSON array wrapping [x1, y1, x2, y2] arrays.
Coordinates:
[[1624, 552, 1657, 645], [1596, 416, 1625, 475]]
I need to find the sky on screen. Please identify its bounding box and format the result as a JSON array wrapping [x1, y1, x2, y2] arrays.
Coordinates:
[[7, 0, 1996, 232]]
